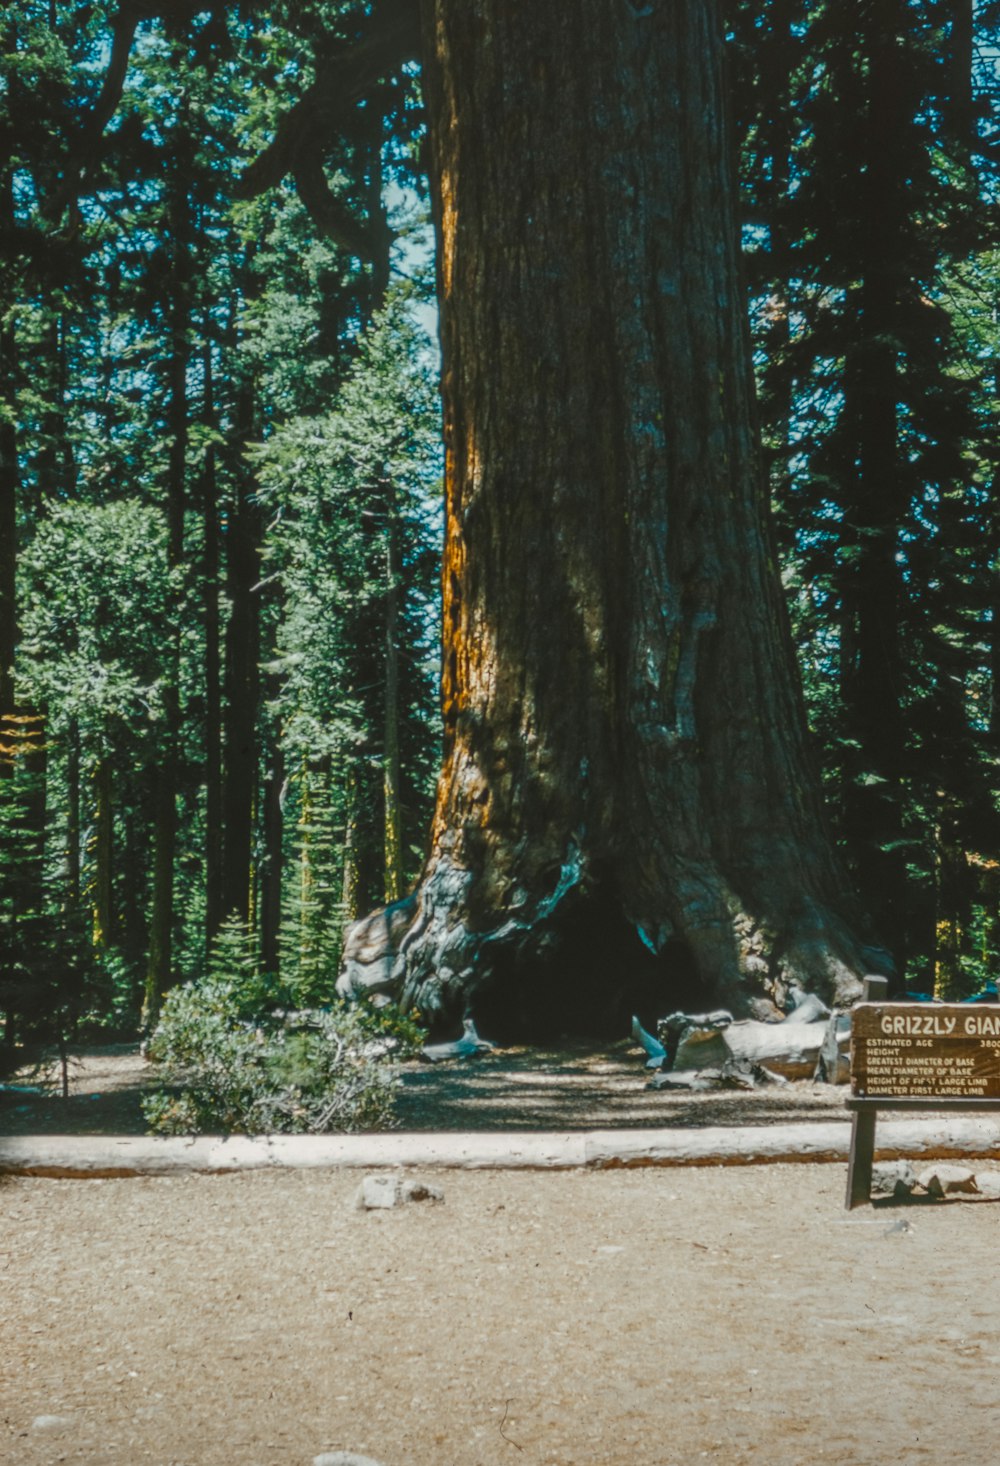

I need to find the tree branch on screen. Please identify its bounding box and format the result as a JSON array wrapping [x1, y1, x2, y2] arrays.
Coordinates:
[[83, 0, 234, 146], [236, 0, 421, 200], [293, 153, 379, 258], [47, 0, 235, 223]]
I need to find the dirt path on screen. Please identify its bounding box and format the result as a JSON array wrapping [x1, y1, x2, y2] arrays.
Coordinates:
[[4, 1045, 999, 1464], [3, 1163, 999, 1466], [0, 1040, 850, 1137]]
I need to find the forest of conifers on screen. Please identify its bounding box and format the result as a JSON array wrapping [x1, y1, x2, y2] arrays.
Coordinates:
[[2, 0, 1000, 1055]]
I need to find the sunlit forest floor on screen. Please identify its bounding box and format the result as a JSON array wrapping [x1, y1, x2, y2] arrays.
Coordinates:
[[3, 1163, 998, 1466], [0, 1039, 851, 1136]]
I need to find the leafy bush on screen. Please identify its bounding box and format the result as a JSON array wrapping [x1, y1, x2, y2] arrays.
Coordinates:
[[142, 973, 424, 1136]]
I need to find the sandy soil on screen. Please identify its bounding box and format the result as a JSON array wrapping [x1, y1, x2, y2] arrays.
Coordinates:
[[5, 1046, 996, 1466], [4, 1163, 1000, 1466], [0, 1040, 850, 1137]]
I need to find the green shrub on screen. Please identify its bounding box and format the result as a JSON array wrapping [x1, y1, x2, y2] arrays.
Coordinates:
[[142, 974, 424, 1136]]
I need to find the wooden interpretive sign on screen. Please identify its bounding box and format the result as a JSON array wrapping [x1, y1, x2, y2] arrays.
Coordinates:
[[845, 978, 1000, 1208], [851, 1003, 1000, 1101]]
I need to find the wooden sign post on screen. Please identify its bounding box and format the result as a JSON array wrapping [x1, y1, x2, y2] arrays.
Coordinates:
[[845, 975, 1000, 1207]]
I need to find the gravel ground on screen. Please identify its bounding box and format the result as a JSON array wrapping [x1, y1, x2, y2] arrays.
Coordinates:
[[4, 1163, 1000, 1466]]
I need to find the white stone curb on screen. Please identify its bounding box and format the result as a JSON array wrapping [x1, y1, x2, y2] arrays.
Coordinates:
[[3, 1117, 1000, 1178]]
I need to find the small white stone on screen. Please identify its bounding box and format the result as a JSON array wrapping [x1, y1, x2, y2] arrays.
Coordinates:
[[32, 1415, 72, 1432], [353, 1174, 444, 1209], [314, 1453, 387, 1466], [353, 1175, 399, 1210]]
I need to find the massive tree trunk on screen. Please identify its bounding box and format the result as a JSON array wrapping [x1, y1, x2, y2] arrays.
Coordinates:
[[341, 0, 867, 1036]]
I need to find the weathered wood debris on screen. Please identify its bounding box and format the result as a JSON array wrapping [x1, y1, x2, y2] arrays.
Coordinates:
[[420, 1018, 495, 1063], [634, 992, 855, 1090]]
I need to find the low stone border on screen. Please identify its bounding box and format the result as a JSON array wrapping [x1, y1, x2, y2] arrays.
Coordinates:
[[2, 1116, 1000, 1178]]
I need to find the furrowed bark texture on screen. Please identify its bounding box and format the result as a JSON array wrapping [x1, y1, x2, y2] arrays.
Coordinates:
[[342, 0, 865, 1035]]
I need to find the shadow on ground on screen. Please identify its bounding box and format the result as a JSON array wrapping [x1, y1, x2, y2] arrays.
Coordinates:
[[1, 1038, 851, 1136], [392, 1040, 849, 1130]]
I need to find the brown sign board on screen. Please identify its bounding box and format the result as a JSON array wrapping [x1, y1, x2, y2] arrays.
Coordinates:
[[851, 1003, 1000, 1100]]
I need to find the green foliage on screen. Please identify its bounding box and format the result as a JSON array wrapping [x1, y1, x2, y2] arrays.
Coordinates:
[[732, 0, 1000, 989], [1, 0, 436, 1040], [7, 0, 1000, 1034], [142, 970, 425, 1135], [204, 913, 272, 1013], [256, 290, 441, 766], [0, 740, 98, 1052], [280, 767, 350, 1002], [19, 500, 176, 735], [142, 906, 425, 1135], [256, 290, 441, 969]]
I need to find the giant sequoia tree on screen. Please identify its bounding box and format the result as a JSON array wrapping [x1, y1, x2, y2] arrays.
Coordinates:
[[341, 0, 870, 1036]]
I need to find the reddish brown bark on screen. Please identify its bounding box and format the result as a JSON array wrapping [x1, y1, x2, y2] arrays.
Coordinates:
[[341, 0, 867, 1036]]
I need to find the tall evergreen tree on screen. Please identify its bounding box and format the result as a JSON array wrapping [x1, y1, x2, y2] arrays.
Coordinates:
[[734, 0, 999, 989]]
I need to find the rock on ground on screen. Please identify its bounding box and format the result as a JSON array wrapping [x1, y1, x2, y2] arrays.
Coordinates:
[[917, 1164, 980, 1198], [871, 1161, 920, 1199], [353, 1174, 444, 1210], [973, 1170, 1000, 1199]]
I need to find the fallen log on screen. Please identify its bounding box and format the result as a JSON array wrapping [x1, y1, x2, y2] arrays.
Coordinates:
[[720, 1019, 828, 1080], [781, 991, 830, 1025], [4, 1118, 1000, 1175], [662, 1014, 829, 1079]]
